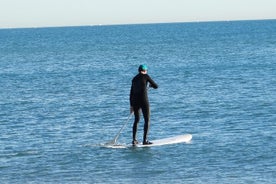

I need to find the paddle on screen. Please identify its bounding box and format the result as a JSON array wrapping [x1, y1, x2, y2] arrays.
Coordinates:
[[106, 113, 133, 145]]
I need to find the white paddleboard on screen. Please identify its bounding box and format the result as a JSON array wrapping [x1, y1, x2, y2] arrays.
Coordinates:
[[102, 134, 192, 149], [134, 134, 192, 147]]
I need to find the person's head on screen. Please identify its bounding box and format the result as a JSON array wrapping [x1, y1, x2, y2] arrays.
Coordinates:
[[138, 64, 148, 74]]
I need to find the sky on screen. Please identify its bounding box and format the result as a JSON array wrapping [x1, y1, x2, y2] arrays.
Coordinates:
[[0, 0, 275, 28]]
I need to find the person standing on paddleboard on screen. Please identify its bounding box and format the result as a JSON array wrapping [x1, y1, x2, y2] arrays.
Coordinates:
[[130, 64, 158, 145]]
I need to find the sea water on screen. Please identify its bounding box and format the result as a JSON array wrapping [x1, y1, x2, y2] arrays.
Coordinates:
[[0, 20, 275, 183]]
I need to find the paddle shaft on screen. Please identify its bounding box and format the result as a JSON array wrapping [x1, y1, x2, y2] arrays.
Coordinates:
[[111, 113, 133, 144]]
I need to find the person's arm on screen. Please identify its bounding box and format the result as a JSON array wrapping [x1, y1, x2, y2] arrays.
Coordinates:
[[129, 85, 134, 113], [147, 75, 158, 89]]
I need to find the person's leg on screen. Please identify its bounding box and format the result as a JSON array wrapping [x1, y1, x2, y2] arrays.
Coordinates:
[[141, 104, 151, 144], [132, 106, 140, 144]]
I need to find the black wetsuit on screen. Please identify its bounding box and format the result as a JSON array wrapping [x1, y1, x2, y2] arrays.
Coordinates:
[[130, 73, 158, 143]]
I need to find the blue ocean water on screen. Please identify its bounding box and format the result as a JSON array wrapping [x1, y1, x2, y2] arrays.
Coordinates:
[[0, 20, 275, 183]]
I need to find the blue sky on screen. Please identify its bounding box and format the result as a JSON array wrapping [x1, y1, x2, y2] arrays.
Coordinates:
[[0, 0, 275, 28]]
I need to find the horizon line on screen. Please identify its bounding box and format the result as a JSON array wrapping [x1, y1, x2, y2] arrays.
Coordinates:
[[0, 18, 275, 30]]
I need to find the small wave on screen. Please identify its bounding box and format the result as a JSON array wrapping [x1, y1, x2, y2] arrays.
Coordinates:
[[83, 142, 128, 149]]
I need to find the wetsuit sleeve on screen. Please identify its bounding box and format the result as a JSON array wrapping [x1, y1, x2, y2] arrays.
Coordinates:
[[147, 75, 158, 89], [130, 84, 134, 106]]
